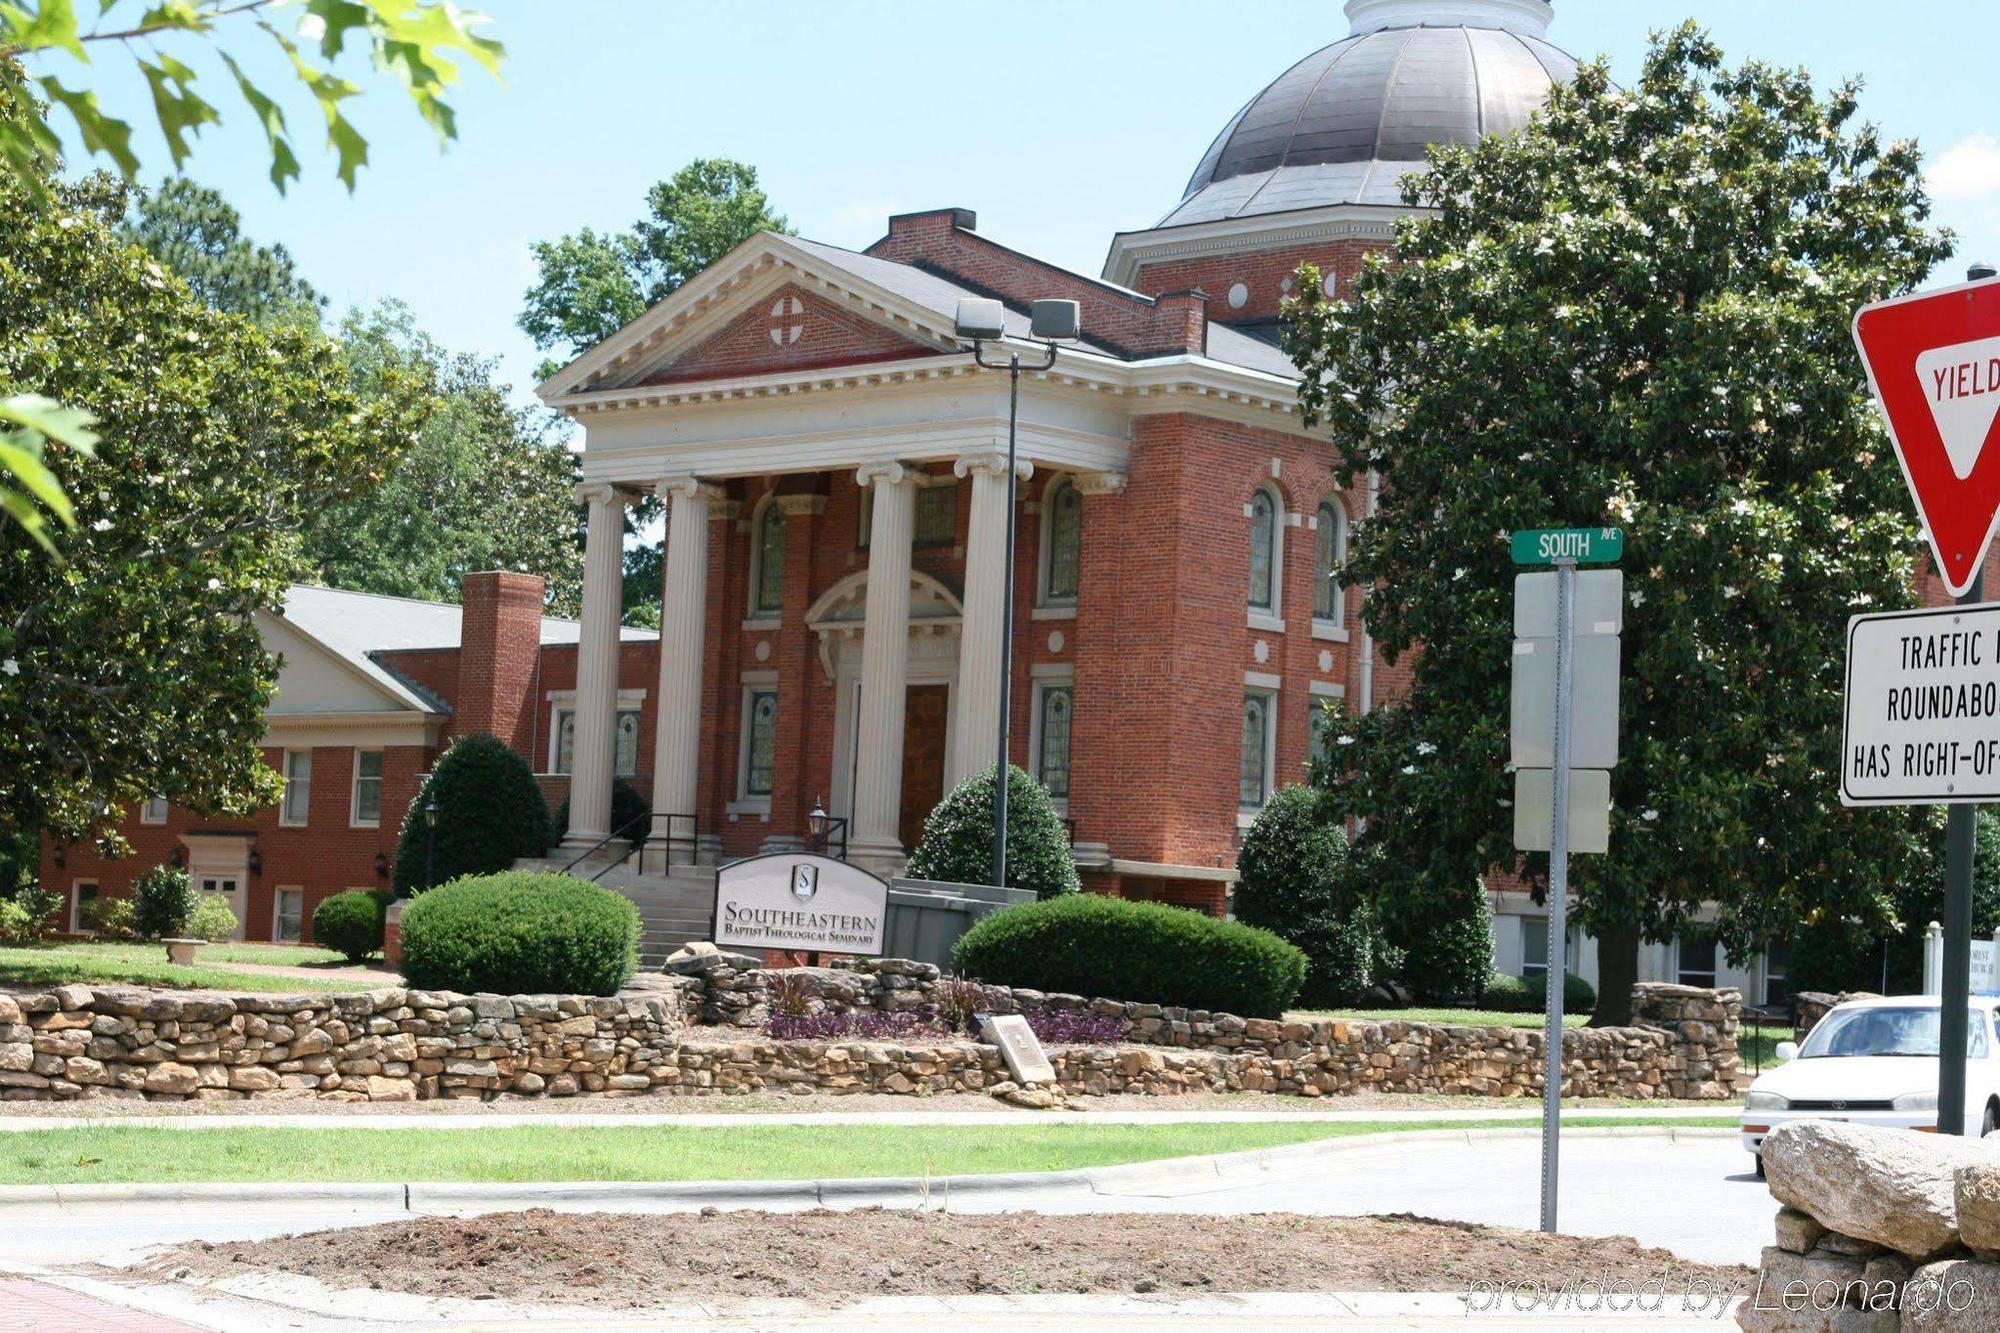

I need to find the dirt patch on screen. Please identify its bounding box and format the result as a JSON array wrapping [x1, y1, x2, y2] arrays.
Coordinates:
[[140, 1209, 1751, 1308]]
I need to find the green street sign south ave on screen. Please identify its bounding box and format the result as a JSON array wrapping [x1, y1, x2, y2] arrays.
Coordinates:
[[1511, 528, 1624, 566]]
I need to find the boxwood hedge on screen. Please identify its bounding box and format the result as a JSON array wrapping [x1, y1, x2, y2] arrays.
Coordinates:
[[312, 890, 384, 963], [399, 871, 639, 996], [951, 893, 1307, 1018]]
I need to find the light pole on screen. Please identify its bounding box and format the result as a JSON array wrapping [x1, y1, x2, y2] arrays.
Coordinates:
[[952, 296, 1083, 888]]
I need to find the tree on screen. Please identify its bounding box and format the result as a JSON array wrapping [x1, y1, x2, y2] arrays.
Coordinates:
[[1234, 785, 1378, 1007], [519, 158, 791, 375], [297, 302, 583, 613], [905, 765, 1081, 899], [1283, 26, 1950, 1024], [392, 733, 553, 894], [0, 171, 423, 853], [121, 176, 323, 324]]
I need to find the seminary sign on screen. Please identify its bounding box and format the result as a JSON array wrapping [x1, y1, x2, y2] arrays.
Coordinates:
[[1841, 603, 2000, 806], [712, 853, 889, 955]]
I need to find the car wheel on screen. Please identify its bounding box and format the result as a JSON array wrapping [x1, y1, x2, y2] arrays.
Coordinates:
[[1753, 1153, 1765, 1179], [1983, 1102, 1997, 1138]]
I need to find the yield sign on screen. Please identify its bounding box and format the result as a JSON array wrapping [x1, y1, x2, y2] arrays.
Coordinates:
[[1854, 277, 2000, 596]]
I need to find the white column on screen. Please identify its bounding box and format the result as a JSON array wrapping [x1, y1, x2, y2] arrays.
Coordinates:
[[948, 451, 1030, 787], [562, 482, 627, 850], [651, 476, 720, 862], [850, 462, 920, 865]]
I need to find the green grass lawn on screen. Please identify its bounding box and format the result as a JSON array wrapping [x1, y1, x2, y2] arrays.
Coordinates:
[[0, 942, 367, 994], [1297, 1007, 1591, 1029], [0, 1116, 1738, 1187]]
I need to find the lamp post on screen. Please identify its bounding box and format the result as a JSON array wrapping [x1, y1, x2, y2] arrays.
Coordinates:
[[423, 794, 439, 892], [952, 297, 1083, 888]]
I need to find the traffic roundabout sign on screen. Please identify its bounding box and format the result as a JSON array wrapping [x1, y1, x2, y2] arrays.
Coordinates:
[[1841, 602, 2000, 806]]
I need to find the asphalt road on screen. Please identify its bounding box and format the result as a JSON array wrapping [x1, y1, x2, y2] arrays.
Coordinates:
[[0, 1129, 1771, 1271]]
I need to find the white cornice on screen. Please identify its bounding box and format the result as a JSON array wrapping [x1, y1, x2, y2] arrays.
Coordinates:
[[1101, 204, 1425, 288]]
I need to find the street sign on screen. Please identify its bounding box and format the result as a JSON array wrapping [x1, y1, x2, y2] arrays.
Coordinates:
[[1515, 570, 1624, 638], [1511, 527, 1623, 566], [1512, 636, 1620, 769], [1839, 602, 2000, 806], [1513, 768, 1612, 854], [1852, 277, 2000, 597]]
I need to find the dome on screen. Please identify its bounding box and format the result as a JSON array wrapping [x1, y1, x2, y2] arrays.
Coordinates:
[[1164, 0, 1579, 227]]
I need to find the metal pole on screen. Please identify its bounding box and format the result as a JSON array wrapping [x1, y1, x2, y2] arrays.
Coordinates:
[[993, 352, 1021, 888], [1540, 555, 1576, 1231], [1940, 566, 1984, 1135]]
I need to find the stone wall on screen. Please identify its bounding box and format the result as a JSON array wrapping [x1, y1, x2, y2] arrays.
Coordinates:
[[0, 968, 1739, 1104], [1794, 991, 1877, 1042]]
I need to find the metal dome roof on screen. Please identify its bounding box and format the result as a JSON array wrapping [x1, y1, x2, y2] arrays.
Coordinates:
[[1164, 8, 1580, 228]]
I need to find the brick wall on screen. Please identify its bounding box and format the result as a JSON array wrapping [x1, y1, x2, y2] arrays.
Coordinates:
[[1127, 238, 1384, 328], [643, 284, 940, 385], [456, 571, 545, 754]]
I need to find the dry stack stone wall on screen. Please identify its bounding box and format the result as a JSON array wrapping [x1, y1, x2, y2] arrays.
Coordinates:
[[0, 969, 1739, 1104]]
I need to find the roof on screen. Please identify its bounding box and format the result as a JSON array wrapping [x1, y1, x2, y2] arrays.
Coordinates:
[[276, 585, 657, 715], [1163, 18, 1578, 227]]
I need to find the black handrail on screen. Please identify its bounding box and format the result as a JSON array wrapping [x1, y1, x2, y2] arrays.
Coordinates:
[[558, 809, 700, 882]]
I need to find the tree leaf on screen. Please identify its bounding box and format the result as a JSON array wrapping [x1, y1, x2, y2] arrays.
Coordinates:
[[217, 51, 300, 194], [35, 73, 138, 176], [137, 52, 221, 169], [2, 0, 87, 59]]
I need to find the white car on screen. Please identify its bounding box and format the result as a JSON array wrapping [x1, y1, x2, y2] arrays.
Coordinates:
[[1740, 994, 2000, 1172]]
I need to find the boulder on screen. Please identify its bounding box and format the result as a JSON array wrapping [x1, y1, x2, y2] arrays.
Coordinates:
[[662, 942, 759, 976], [1955, 1161, 2000, 1258], [1775, 1206, 1827, 1254], [1901, 1257, 2000, 1330], [1763, 1121, 2000, 1259], [1737, 1244, 1868, 1333]]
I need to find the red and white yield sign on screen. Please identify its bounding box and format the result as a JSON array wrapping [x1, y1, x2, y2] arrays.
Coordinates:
[[1854, 276, 2000, 596]]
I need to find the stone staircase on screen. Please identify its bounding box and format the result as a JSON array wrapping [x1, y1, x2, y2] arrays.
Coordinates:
[[516, 856, 717, 968]]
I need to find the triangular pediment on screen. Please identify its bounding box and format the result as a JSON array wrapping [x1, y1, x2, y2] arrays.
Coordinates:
[[634, 284, 939, 387]]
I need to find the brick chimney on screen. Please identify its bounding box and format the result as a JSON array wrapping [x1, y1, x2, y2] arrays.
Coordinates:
[[457, 571, 545, 756]]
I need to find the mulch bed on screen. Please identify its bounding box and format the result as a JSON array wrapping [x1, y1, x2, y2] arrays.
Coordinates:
[[140, 1208, 1752, 1307]]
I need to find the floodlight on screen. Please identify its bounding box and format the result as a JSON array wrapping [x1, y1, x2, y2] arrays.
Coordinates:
[[1030, 299, 1081, 342], [954, 298, 1006, 342]]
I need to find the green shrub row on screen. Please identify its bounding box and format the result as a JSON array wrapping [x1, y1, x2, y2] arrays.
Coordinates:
[[399, 871, 639, 997], [1480, 970, 1597, 1013]]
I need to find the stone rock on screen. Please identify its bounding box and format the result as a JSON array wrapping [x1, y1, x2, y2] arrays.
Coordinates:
[[0, 1044, 31, 1073], [365, 1076, 417, 1102], [1737, 1244, 1869, 1333], [1777, 1206, 1829, 1254], [143, 1062, 201, 1095], [1763, 1120, 2000, 1259], [663, 943, 759, 976], [1954, 1161, 2000, 1257], [228, 1067, 281, 1092], [1901, 1257, 2000, 1330]]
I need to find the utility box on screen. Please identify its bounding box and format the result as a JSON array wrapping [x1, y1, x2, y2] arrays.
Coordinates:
[[882, 878, 1035, 969]]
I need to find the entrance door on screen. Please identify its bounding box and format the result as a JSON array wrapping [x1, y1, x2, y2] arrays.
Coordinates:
[[898, 684, 951, 849], [197, 875, 246, 941]]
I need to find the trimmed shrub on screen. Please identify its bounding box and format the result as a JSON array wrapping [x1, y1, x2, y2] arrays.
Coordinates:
[[952, 893, 1307, 1018], [552, 778, 650, 848], [313, 891, 384, 962], [1480, 970, 1597, 1014], [1234, 785, 1380, 1007], [399, 871, 639, 996], [393, 733, 553, 893], [0, 899, 32, 945], [1393, 882, 1494, 1004], [188, 894, 237, 943], [906, 764, 1080, 899], [82, 895, 136, 939], [132, 865, 197, 939]]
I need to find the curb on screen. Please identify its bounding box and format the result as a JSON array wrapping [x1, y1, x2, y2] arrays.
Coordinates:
[[0, 1125, 1740, 1216]]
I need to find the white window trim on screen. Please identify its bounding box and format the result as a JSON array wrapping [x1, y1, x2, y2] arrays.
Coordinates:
[[1028, 664, 1076, 815], [1519, 916, 1579, 979], [1311, 499, 1349, 637], [69, 879, 98, 934], [140, 796, 168, 825], [543, 689, 647, 776], [1238, 684, 1280, 825], [279, 749, 311, 827], [1036, 476, 1082, 609], [1245, 485, 1285, 622], [745, 492, 785, 623], [730, 676, 779, 819], [350, 750, 384, 828], [272, 886, 305, 943]]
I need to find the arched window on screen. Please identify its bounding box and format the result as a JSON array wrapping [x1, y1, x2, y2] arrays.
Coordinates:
[[750, 497, 786, 616], [1041, 479, 1082, 605], [1314, 500, 1346, 625], [1248, 487, 1280, 612]]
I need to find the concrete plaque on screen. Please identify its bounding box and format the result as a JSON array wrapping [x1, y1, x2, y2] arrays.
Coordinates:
[[712, 853, 888, 955], [980, 1013, 1055, 1085]]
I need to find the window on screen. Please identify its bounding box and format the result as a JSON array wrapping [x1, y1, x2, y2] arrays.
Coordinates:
[[751, 499, 786, 616], [1521, 917, 1578, 979], [554, 708, 642, 778], [1677, 929, 1719, 988], [1036, 685, 1074, 799], [1248, 487, 1280, 612], [274, 888, 304, 943], [140, 796, 168, 825], [1309, 697, 1338, 771], [1240, 692, 1274, 808], [351, 750, 383, 827], [914, 481, 957, 546], [70, 880, 98, 933], [1314, 501, 1346, 624], [1763, 938, 1791, 1008], [281, 750, 311, 826], [1041, 480, 1081, 605], [743, 691, 778, 797]]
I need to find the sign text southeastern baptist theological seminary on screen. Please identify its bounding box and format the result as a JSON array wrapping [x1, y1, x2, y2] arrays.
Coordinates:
[[711, 853, 889, 955], [1842, 603, 2000, 805]]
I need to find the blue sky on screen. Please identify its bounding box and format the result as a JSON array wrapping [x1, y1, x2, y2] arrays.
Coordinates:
[[43, 2, 2000, 416]]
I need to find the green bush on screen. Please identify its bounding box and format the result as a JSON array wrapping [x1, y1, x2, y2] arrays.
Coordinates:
[[1234, 785, 1381, 1007], [952, 893, 1307, 1018], [132, 865, 197, 939], [393, 733, 553, 893], [0, 899, 33, 944], [82, 895, 136, 939], [188, 894, 238, 943], [552, 778, 650, 848], [313, 891, 384, 962], [906, 764, 1079, 899], [1480, 970, 1597, 1013], [399, 871, 639, 996], [1392, 882, 1494, 1003]]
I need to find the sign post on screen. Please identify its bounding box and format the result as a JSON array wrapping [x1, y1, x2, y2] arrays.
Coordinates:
[[1852, 265, 2000, 1135], [1512, 528, 1621, 1233]]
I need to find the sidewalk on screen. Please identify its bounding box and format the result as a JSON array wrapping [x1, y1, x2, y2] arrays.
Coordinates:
[[0, 1275, 203, 1331]]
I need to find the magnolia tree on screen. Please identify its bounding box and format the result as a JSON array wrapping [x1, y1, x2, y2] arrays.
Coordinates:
[[1282, 26, 1951, 1023]]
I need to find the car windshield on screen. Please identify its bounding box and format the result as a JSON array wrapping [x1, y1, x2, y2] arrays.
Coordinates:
[[1799, 1006, 1989, 1059]]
